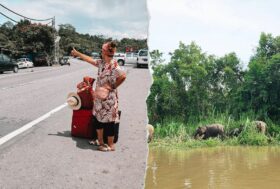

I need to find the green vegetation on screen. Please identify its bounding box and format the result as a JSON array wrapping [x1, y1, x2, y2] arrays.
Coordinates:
[[148, 33, 280, 147], [0, 20, 55, 56], [58, 24, 147, 56], [0, 20, 147, 59], [150, 114, 280, 149]]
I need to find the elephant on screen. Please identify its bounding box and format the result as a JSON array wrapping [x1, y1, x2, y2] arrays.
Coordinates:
[[253, 121, 267, 134], [228, 121, 266, 137], [194, 124, 225, 140], [228, 125, 244, 137], [146, 124, 154, 143]]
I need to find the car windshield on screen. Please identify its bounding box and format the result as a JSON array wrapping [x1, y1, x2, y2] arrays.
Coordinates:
[[92, 53, 100, 57], [18, 58, 25, 61], [139, 51, 148, 56]]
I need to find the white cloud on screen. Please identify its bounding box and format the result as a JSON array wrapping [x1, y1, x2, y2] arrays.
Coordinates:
[[148, 0, 280, 65], [0, 0, 149, 39]]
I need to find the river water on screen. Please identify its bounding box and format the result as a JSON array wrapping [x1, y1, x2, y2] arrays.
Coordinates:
[[145, 147, 280, 189]]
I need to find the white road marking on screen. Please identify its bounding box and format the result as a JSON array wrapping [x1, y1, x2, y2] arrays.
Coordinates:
[[0, 103, 67, 146], [0, 67, 64, 79]]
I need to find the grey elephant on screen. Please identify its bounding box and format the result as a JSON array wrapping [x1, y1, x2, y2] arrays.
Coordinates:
[[228, 121, 266, 137], [146, 124, 154, 143], [194, 124, 225, 140], [253, 121, 267, 134], [228, 125, 244, 137]]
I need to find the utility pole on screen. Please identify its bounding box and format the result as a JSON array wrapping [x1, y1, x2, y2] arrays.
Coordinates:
[[53, 17, 61, 65], [52, 16, 56, 65]]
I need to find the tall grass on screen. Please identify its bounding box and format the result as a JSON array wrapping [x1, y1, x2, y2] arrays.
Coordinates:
[[151, 112, 280, 148]]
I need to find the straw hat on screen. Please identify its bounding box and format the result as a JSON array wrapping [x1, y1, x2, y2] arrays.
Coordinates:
[[67, 92, 82, 110]]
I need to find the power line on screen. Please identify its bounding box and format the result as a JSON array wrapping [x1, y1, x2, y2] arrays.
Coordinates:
[[0, 11, 18, 23], [46, 20, 53, 25], [0, 3, 53, 21]]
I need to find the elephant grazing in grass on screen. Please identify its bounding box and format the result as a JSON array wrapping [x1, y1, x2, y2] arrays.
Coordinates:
[[146, 124, 154, 143], [194, 124, 225, 140], [228, 121, 267, 138], [228, 126, 244, 137], [253, 121, 267, 134]]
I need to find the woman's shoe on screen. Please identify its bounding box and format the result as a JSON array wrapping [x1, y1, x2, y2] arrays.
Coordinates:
[[88, 139, 100, 146], [98, 144, 115, 152]]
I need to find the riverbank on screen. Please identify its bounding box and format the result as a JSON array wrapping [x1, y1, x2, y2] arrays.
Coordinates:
[[150, 137, 280, 150], [149, 116, 280, 149]]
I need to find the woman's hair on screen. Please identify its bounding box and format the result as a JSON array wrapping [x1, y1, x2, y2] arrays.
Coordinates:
[[108, 41, 117, 52], [102, 41, 117, 58]]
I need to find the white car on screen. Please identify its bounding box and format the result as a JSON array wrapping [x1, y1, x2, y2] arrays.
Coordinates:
[[17, 58, 33, 68], [137, 49, 150, 68], [125, 52, 138, 64], [113, 52, 126, 66], [91, 52, 101, 60]]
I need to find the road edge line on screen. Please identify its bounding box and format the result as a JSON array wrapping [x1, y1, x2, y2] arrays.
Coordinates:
[[0, 103, 67, 146]]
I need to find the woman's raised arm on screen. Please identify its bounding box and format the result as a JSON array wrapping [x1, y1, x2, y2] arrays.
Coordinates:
[[71, 48, 99, 67]]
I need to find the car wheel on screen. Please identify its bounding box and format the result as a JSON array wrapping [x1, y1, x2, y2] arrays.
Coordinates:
[[118, 60, 124, 66], [0, 71, 3, 74], [13, 66, 18, 73], [136, 63, 140, 68]]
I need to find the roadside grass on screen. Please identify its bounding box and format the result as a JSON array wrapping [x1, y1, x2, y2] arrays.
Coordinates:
[[150, 113, 280, 149]]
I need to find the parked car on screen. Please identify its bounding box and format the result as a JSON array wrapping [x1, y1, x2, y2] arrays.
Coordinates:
[[59, 56, 71, 66], [113, 52, 126, 66], [34, 53, 52, 66], [92, 52, 101, 60], [125, 52, 138, 64], [0, 53, 19, 74], [16, 58, 33, 68], [137, 49, 150, 68]]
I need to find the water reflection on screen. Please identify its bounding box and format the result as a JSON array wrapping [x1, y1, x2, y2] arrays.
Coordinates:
[[145, 147, 280, 189]]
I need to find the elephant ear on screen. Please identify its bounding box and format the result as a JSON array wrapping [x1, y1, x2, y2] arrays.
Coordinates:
[[201, 126, 207, 132]]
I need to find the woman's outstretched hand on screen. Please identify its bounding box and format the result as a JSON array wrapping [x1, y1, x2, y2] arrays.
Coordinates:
[[71, 47, 79, 57], [70, 47, 97, 67]]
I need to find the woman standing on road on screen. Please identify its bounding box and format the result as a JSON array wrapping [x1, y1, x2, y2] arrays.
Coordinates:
[[71, 41, 126, 152]]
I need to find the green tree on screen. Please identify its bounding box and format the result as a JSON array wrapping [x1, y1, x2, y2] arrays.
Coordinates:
[[150, 49, 165, 69]]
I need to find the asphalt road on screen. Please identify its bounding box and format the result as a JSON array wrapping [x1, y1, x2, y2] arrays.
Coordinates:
[[0, 58, 152, 189]]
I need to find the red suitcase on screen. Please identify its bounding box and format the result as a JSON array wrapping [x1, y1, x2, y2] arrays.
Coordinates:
[[71, 109, 94, 139], [77, 77, 95, 110], [77, 86, 94, 109]]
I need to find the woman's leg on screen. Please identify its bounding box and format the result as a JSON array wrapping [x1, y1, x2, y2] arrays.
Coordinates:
[[97, 129, 104, 145], [106, 122, 115, 150], [107, 136, 115, 150], [95, 117, 104, 145], [89, 116, 99, 145]]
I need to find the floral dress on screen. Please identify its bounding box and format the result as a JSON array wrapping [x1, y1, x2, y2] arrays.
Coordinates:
[[93, 59, 123, 123]]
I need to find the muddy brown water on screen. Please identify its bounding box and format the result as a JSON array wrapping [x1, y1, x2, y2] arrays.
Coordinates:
[[145, 147, 280, 189]]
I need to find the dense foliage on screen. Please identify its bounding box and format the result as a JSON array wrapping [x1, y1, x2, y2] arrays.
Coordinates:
[[0, 20, 54, 57], [147, 33, 280, 126], [58, 24, 147, 55], [0, 20, 148, 58]]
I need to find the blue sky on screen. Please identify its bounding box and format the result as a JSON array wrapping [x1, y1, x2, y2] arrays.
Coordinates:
[[0, 0, 149, 39], [148, 0, 280, 67], [1, 0, 280, 67]]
